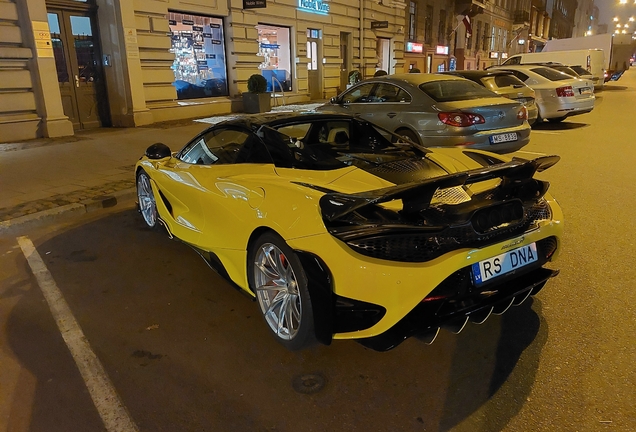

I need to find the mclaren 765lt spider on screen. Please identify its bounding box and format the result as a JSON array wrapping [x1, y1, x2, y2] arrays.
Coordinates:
[[135, 112, 563, 351]]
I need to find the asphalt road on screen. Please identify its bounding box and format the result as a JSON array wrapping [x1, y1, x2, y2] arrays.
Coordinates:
[[1, 73, 635, 432]]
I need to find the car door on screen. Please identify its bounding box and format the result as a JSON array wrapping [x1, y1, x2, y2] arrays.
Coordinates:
[[364, 82, 413, 131], [158, 127, 274, 247], [325, 82, 376, 116]]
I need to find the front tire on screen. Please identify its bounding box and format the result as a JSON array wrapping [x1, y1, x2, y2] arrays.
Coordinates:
[[136, 170, 159, 229], [248, 232, 316, 350]]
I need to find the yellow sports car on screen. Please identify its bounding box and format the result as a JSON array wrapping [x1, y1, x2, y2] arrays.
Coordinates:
[[135, 113, 563, 351]]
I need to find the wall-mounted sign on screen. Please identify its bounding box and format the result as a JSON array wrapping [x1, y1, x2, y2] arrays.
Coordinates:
[[298, 0, 330, 15], [182, 19, 194, 25], [501, 52, 508, 59], [244, 0, 267, 8], [489, 51, 499, 59], [406, 42, 423, 53], [260, 43, 280, 49], [435, 45, 449, 55], [371, 21, 389, 29]]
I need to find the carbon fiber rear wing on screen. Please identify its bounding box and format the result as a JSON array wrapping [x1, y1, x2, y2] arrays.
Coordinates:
[[317, 155, 560, 221]]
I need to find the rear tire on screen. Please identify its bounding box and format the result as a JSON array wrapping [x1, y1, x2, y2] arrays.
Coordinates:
[[248, 232, 316, 351], [393, 128, 420, 145]]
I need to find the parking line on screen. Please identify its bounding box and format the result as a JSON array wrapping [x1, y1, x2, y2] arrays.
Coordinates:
[[17, 236, 138, 432]]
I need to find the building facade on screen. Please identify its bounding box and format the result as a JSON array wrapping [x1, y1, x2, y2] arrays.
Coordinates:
[[0, 0, 405, 143]]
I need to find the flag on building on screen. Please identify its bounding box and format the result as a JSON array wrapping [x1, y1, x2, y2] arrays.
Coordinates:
[[462, 15, 472, 38]]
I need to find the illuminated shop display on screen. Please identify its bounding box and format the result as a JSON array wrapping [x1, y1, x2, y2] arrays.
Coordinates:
[[257, 25, 292, 92], [169, 12, 228, 99]]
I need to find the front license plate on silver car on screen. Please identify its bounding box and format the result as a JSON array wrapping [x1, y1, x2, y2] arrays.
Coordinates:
[[472, 243, 538, 285], [490, 132, 518, 144]]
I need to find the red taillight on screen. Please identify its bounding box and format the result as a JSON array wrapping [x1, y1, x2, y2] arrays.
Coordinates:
[[438, 112, 485, 127], [517, 106, 528, 120], [556, 86, 575, 97]]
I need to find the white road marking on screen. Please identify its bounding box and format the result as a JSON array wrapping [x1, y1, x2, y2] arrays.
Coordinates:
[[17, 236, 138, 432]]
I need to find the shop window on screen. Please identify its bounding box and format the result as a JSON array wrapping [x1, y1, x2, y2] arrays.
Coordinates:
[[168, 12, 229, 100], [257, 25, 292, 92]]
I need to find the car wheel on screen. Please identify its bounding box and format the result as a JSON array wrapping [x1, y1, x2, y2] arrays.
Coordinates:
[[547, 116, 566, 123], [249, 232, 316, 350], [393, 128, 420, 145], [136, 170, 159, 229]]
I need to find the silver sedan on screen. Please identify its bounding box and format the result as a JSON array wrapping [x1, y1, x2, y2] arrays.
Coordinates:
[[316, 73, 531, 154]]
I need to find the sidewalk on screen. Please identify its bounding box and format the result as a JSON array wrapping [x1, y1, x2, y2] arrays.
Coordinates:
[[0, 102, 325, 234]]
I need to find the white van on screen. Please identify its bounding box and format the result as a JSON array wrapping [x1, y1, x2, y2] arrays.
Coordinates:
[[500, 50, 604, 89]]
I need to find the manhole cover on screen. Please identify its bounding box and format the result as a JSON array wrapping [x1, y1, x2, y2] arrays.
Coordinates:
[[292, 373, 326, 394]]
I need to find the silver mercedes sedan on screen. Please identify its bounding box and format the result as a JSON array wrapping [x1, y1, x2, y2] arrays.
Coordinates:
[[316, 74, 531, 154]]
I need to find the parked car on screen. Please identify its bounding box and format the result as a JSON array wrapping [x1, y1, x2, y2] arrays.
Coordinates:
[[442, 70, 538, 125], [136, 112, 564, 351], [522, 62, 599, 88], [488, 65, 595, 123], [315, 74, 531, 154]]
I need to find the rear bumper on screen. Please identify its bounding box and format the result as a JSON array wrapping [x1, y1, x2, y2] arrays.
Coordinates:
[[357, 266, 559, 351], [418, 123, 531, 154], [539, 96, 595, 119]]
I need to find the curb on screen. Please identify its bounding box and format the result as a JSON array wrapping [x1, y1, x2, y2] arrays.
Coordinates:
[[0, 188, 137, 235]]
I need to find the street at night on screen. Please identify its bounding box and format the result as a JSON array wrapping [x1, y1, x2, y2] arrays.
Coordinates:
[[1, 70, 636, 431]]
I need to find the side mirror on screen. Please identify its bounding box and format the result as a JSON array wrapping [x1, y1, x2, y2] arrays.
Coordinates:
[[145, 142, 171, 159]]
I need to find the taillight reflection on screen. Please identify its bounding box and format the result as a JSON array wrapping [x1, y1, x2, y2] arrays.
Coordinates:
[[438, 112, 486, 127], [555, 86, 575, 97]]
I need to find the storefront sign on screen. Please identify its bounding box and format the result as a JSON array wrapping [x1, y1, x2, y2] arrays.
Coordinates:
[[244, 0, 267, 8], [435, 45, 449, 55], [169, 20, 176, 26], [193, 26, 203, 32], [203, 33, 212, 38], [182, 19, 194, 25], [406, 42, 423, 53], [489, 51, 499, 59], [371, 21, 389, 29], [260, 43, 280, 49], [211, 40, 222, 45], [205, 54, 216, 59], [298, 0, 330, 15]]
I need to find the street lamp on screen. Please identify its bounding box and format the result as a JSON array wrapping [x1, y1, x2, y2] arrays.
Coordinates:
[[614, 17, 619, 22]]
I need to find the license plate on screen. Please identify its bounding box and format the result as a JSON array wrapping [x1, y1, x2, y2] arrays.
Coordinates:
[[472, 243, 538, 285], [490, 132, 518, 144]]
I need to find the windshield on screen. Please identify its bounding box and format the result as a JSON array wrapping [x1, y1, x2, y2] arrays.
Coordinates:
[[530, 67, 571, 81], [257, 119, 426, 171], [419, 80, 497, 102]]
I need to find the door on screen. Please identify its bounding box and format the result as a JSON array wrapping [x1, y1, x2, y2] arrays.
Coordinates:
[[47, 9, 109, 129], [307, 29, 322, 100], [339, 32, 351, 93]]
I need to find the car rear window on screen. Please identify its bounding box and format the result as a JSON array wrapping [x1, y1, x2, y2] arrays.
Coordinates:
[[570, 65, 590, 75], [530, 67, 571, 81], [418, 80, 496, 102], [493, 74, 525, 88]]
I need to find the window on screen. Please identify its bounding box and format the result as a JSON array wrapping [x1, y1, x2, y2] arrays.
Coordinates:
[[475, 21, 482, 53], [169, 12, 228, 99], [483, 23, 490, 51], [530, 67, 571, 81], [425, 6, 433, 44], [408, 2, 417, 41], [341, 83, 376, 103], [492, 74, 526, 88], [419, 80, 495, 102], [178, 129, 269, 165], [438, 10, 447, 45], [372, 84, 412, 103], [507, 70, 529, 82], [257, 25, 292, 92]]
